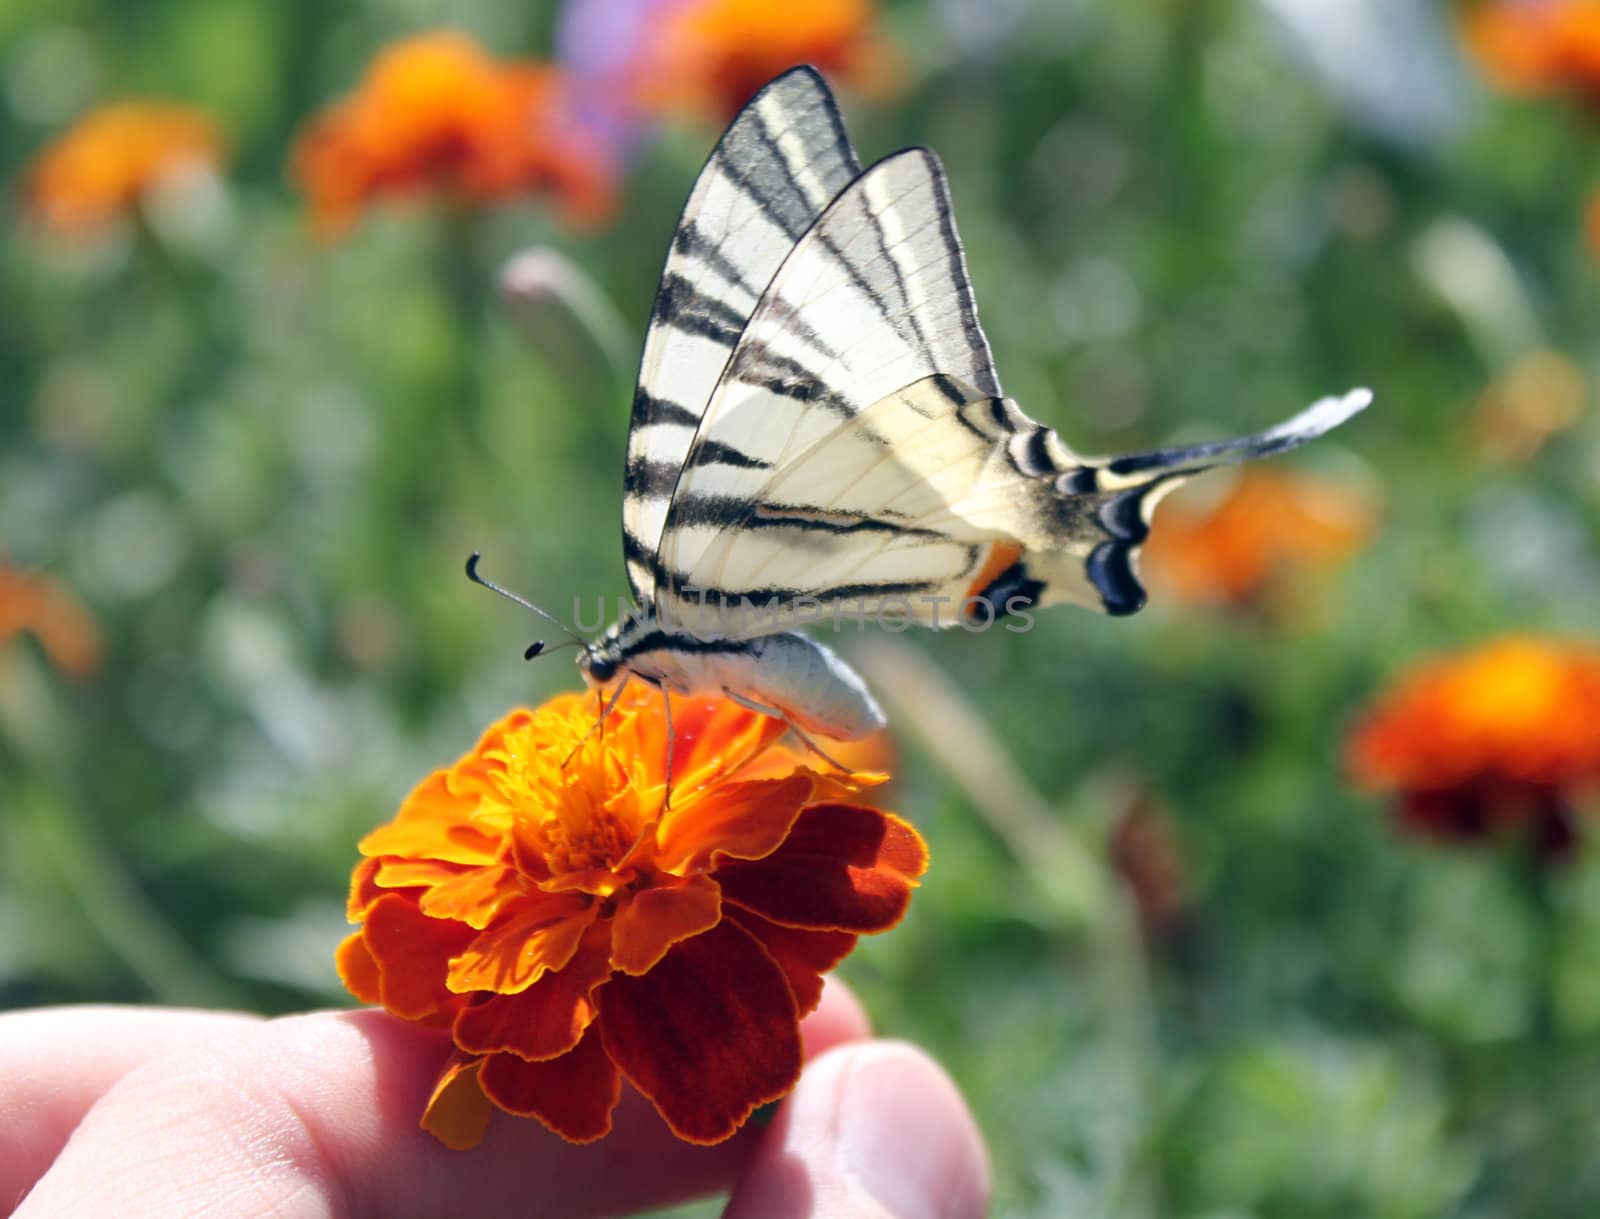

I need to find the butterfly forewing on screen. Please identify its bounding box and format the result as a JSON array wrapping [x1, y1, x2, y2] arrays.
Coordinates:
[[622, 67, 861, 601], [653, 149, 1005, 617]]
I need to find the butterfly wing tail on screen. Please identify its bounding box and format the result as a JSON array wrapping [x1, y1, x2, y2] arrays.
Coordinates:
[[1096, 388, 1373, 483], [1058, 387, 1372, 616]]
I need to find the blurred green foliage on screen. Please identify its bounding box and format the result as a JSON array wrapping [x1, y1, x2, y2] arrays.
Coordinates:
[[3, 1, 1600, 1215]]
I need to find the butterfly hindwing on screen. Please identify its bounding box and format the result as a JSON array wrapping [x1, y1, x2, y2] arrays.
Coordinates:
[[647, 145, 1370, 637], [622, 67, 861, 601]]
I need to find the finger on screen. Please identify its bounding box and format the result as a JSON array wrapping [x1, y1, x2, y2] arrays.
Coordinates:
[[0, 1005, 260, 1206], [15, 979, 872, 1219], [724, 1041, 990, 1219]]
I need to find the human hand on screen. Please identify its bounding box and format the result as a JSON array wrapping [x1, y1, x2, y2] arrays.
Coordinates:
[[3, 979, 988, 1218]]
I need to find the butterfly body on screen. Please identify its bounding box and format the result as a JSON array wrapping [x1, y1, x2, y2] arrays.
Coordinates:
[[579, 606, 885, 739], [582, 67, 1369, 740]]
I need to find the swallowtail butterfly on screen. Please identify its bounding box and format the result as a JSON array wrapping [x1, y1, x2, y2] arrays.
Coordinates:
[[509, 68, 1370, 754]]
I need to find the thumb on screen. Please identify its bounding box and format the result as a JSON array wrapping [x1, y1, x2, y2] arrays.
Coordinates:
[[724, 1041, 990, 1219]]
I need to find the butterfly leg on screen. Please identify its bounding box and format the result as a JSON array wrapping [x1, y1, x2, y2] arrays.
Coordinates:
[[564, 677, 632, 768], [659, 683, 675, 810], [721, 689, 855, 774]]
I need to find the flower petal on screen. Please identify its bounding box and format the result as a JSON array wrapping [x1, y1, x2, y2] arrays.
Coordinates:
[[667, 695, 791, 792], [361, 772, 502, 865], [421, 1055, 493, 1151], [652, 774, 813, 875], [478, 1022, 621, 1144], [375, 858, 470, 891], [347, 856, 385, 921], [335, 930, 383, 1005], [599, 919, 800, 1144], [610, 873, 721, 976], [453, 923, 614, 1061], [363, 894, 476, 1023], [447, 895, 597, 995], [717, 803, 928, 932], [419, 863, 526, 929], [726, 908, 856, 1016]]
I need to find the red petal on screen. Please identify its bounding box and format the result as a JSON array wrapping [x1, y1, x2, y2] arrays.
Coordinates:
[[599, 919, 801, 1144], [363, 894, 476, 1022], [420, 1055, 493, 1151], [726, 909, 856, 1016], [716, 803, 928, 933], [453, 924, 614, 1061], [609, 873, 721, 976], [652, 775, 813, 874], [447, 896, 597, 995], [478, 1022, 621, 1144]]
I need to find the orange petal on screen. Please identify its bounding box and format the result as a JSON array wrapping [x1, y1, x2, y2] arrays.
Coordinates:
[[421, 1055, 493, 1151], [717, 803, 928, 933], [361, 772, 502, 865], [609, 873, 721, 976], [363, 894, 476, 1023], [726, 909, 856, 1016], [335, 930, 383, 1005], [347, 856, 385, 921], [375, 858, 470, 891], [478, 1023, 621, 1144], [652, 774, 813, 874], [659, 695, 792, 794], [599, 919, 801, 1144], [447, 896, 597, 995], [419, 864, 526, 929], [453, 923, 614, 1061]]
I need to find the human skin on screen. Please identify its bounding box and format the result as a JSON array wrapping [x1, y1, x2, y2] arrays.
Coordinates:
[[2, 979, 989, 1218]]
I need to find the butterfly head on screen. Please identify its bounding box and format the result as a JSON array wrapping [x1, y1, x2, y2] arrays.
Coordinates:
[[576, 611, 648, 689], [576, 646, 619, 688]]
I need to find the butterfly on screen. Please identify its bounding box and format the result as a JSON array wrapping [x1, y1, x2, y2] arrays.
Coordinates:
[[478, 67, 1369, 761]]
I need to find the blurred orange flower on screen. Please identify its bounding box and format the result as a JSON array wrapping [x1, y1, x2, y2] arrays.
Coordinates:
[[1461, 0, 1600, 104], [1346, 637, 1600, 856], [0, 559, 102, 678], [23, 102, 223, 238], [643, 0, 899, 118], [339, 689, 924, 1147], [1471, 349, 1587, 463], [292, 32, 616, 234], [1142, 469, 1377, 613]]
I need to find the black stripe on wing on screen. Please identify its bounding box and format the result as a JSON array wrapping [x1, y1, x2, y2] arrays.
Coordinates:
[[623, 67, 861, 602]]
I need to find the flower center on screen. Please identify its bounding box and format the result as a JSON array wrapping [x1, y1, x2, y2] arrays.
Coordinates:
[[533, 807, 628, 876]]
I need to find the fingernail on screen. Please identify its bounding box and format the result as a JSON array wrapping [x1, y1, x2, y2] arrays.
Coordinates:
[[830, 1042, 989, 1219]]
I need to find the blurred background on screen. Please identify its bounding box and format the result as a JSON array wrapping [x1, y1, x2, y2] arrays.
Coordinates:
[[4, 0, 1600, 1214]]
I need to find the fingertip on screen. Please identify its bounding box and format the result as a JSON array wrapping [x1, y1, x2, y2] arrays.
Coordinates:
[[800, 976, 871, 1060], [727, 1040, 990, 1219]]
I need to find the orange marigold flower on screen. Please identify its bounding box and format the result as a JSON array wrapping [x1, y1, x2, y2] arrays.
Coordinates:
[[1461, 0, 1600, 105], [1346, 637, 1600, 857], [23, 102, 223, 238], [1471, 349, 1586, 463], [0, 558, 102, 678], [643, 0, 900, 119], [291, 32, 616, 235], [338, 688, 925, 1148], [1142, 468, 1377, 614]]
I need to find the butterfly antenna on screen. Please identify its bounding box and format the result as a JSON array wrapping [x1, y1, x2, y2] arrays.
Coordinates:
[[464, 553, 589, 651]]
